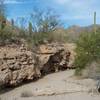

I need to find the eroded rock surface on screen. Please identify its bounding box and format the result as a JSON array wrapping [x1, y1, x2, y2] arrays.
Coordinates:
[[36, 43, 76, 75], [0, 44, 41, 87], [0, 43, 76, 87]]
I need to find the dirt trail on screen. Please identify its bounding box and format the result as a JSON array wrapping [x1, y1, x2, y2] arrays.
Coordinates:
[[0, 70, 100, 100]]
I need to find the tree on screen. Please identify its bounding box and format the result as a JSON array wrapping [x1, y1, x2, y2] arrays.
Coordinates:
[[30, 8, 61, 33], [17, 17, 26, 29], [74, 30, 100, 75], [28, 8, 67, 45], [15, 17, 27, 38]]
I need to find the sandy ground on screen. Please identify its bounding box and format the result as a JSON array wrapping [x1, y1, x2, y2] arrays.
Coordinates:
[[0, 70, 100, 100]]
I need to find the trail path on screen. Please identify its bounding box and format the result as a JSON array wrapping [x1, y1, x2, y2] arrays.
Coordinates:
[[0, 70, 100, 100]]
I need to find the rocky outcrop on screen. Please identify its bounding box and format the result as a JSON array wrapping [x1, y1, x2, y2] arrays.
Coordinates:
[[35, 43, 76, 75], [0, 43, 76, 87], [0, 44, 41, 87]]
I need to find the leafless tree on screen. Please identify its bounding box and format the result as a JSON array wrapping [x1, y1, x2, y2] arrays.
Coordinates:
[[30, 8, 61, 33]]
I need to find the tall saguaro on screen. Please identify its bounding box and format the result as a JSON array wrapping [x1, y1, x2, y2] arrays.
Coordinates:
[[28, 21, 33, 36], [0, 0, 6, 29], [94, 12, 96, 34]]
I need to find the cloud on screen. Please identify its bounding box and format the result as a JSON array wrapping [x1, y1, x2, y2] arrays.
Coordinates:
[[6, 0, 100, 26], [55, 0, 70, 4], [51, 0, 100, 26], [4, 0, 23, 4], [4, 0, 38, 4], [54, 0, 100, 18], [62, 15, 91, 20]]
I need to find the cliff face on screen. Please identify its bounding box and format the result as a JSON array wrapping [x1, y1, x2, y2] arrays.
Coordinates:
[[0, 43, 76, 87]]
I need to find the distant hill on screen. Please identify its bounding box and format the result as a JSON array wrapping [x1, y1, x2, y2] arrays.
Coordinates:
[[65, 24, 100, 42]]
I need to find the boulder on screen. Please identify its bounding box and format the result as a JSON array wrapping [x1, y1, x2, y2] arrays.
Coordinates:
[[97, 80, 100, 93]]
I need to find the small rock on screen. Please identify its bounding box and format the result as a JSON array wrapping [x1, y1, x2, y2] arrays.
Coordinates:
[[12, 71, 18, 80], [97, 80, 100, 93], [0, 63, 8, 71], [7, 59, 16, 65]]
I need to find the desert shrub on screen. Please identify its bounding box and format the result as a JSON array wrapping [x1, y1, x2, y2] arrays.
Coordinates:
[[0, 25, 15, 43], [28, 8, 67, 45], [75, 31, 100, 75], [17, 28, 28, 39], [27, 31, 68, 47], [48, 29, 68, 43]]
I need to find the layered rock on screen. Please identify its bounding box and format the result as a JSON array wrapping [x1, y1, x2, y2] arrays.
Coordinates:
[[35, 43, 76, 75], [0, 43, 76, 87], [0, 44, 41, 87]]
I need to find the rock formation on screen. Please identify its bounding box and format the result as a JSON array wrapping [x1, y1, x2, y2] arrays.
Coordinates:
[[0, 44, 41, 87], [35, 43, 76, 75], [0, 43, 76, 87]]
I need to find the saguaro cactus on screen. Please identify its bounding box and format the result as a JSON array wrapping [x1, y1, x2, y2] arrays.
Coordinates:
[[0, 16, 6, 30], [94, 12, 96, 34], [28, 21, 33, 36], [11, 19, 14, 29]]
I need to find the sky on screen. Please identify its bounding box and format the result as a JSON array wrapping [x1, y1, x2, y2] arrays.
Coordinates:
[[4, 0, 100, 27]]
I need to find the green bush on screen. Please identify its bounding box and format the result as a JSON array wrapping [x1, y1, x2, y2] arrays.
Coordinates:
[[75, 30, 100, 75], [25, 30, 68, 50], [0, 26, 15, 43]]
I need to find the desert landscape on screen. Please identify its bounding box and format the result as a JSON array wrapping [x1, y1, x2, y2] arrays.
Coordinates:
[[0, 0, 100, 100], [0, 42, 100, 100]]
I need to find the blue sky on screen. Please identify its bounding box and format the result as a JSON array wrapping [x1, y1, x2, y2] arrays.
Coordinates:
[[4, 0, 100, 27]]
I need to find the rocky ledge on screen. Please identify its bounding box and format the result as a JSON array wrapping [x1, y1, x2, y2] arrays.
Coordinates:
[[0, 43, 76, 87]]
